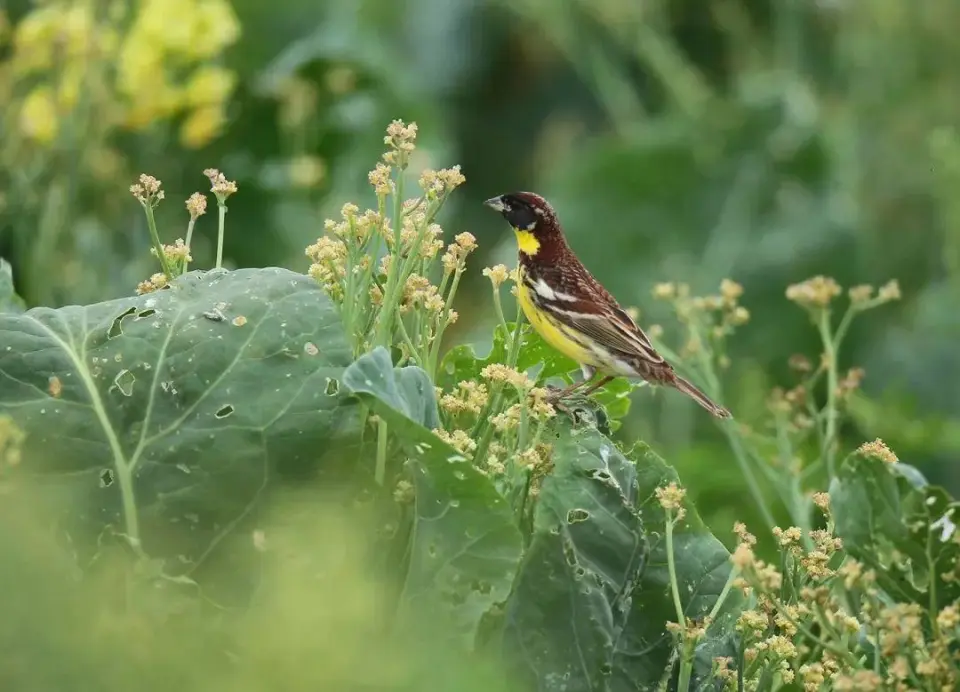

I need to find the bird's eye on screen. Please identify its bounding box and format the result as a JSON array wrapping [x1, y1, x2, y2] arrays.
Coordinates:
[[506, 203, 539, 231]]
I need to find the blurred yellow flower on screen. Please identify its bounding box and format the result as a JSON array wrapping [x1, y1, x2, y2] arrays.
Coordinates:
[[184, 65, 237, 107], [56, 64, 86, 111], [192, 0, 242, 59], [115, 37, 164, 97], [5, 0, 241, 152], [19, 86, 58, 143], [180, 105, 227, 148], [289, 155, 327, 189], [124, 79, 183, 130]]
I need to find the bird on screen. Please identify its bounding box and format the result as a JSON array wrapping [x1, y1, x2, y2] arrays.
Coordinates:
[[483, 191, 732, 419]]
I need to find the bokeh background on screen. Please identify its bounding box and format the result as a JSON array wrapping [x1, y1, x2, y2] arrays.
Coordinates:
[[2, 0, 960, 539]]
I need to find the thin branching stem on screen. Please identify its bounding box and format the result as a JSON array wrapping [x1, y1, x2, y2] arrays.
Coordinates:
[[144, 204, 173, 279]]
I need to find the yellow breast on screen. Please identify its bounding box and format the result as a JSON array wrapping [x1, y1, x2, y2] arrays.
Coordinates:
[[516, 269, 597, 366]]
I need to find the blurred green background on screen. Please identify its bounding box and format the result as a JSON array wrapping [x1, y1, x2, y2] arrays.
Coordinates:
[[2, 0, 960, 539]]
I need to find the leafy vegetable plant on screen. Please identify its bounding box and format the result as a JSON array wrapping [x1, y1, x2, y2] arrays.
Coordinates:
[[1, 120, 956, 692]]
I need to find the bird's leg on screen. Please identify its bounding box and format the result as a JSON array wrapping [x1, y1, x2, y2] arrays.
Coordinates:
[[579, 375, 614, 398], [547, 365, 596, 401]]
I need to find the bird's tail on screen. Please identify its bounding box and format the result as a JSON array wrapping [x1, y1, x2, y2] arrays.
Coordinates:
[[670, 373, 732, 419]]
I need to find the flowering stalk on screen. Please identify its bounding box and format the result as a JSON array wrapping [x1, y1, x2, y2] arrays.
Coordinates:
[[130, 174, 173, 280], [658, 483, 695, 692], [203, 168, 238, 270], [183, 192, 207, 273]]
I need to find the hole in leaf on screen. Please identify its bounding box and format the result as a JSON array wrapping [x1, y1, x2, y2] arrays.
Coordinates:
[[566, 508, 590, 524], [470, 580, 492, 595], [108, 307, 136, 339], [324, 378, 339, 396], [215, 404, 235, 419], [136, 308, 156, 319], [427, 543, 438, 558], [573, 566, 586, 581], [99, 469, 114, 487], [562, 540, 577, 567], [113, 369, 135, 397]]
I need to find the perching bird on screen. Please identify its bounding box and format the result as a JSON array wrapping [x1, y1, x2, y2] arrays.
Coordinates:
[[483, 191, 731, 419]]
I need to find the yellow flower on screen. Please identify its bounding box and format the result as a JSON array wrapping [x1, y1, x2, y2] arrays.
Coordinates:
[[56, 63, 86, 111], [115, 37, 165, 98], [179, 105, 227, 148], [19, 86, 59, 143], [11, 6, 59, 73], [183, 65, 236, 107], [191, 0, 242, 59], [123, 80, 183, 129]]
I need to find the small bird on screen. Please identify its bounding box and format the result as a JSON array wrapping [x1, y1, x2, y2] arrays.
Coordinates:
[[483, 191, 731, 419]]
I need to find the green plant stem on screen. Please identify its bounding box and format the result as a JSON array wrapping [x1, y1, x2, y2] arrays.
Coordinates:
[[927, 528, 940, 639], [144, 204, 173, 279], [215, 202, 227, 270], [375, 417, 388, 486], [666, 512, 693, 692], [427, 267, 465, 376], [723, 427, 778, 533], [115, 466, 144, 556], [666, 513, 686, 627], [373, 180, 408, 348], [772, 598, 857, 666], [516, 388, 530, 452], [395, 317, 423, 367], [653, 328, 778, 532], [706, 565, 739, 624], [183, 217, 197, 272], [472, 307, 526, 465], [818, 309, 839, 478]]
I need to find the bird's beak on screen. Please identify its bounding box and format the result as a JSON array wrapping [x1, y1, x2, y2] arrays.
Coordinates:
[[483, 196, 506, 212]]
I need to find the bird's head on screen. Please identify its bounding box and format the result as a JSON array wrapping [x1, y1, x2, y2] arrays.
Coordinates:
[[483, 191, 561, 257]]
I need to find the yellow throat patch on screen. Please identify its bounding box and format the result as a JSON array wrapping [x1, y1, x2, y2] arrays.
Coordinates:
[[513, 228, 540, 256]]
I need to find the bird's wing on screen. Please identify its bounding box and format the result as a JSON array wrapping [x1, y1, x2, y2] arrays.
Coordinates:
[[524, 264, 667, 366]]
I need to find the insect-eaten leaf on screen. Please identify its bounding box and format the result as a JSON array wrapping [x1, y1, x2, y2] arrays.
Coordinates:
[[342, 347, 523, 649], [0, 267, 357, 572], [831, 451, 960, 609]]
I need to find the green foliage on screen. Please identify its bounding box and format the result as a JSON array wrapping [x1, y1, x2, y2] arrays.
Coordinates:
[[0, 267, 355, 566], [0, 259, 24, 314], [348, 347, 740, 690], [831, 450, 960, 609], [343, 347, 523, 646]]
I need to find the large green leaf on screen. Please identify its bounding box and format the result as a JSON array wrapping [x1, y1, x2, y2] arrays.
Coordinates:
[[501, 424, 648, 691], [342, 348, 523, 648], [501, 428, 740, 692], [0, 259, 25, 314], [830, 451, 960, 608], [612, 443, 741, 691], [341, 346, 439, 429], [0, 267, 357, 569]]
